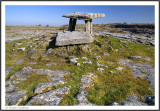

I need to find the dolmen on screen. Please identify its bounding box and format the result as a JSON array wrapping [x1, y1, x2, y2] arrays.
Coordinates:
[[55, 12, 105, 46]]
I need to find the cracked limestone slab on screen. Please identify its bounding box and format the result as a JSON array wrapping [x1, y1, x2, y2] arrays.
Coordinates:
[[26, 86, 71, 106]]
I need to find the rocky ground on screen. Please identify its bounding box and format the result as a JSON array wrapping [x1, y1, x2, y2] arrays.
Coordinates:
[[5, 25, 155, 106]]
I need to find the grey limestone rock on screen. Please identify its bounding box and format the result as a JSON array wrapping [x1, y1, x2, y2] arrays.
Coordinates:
[[6, 66, 14, 76], [17, 47, 25, 51], [26, 86, 71, 106]]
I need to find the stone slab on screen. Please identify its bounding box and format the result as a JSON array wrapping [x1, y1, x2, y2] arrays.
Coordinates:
[[55, 31, 94, 46], [63, 12, 105, 20]]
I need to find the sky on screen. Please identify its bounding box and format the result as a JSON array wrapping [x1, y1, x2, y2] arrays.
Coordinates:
[[5, 5, 155, 26]]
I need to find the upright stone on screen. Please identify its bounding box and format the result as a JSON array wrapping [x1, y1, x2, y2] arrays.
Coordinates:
[[72, 19, 77, 31], [85, 20, 91, 34], [68, 18, 73, 31]]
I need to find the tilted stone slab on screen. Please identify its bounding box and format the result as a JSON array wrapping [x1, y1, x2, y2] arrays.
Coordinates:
[[63, 12, 105, 20], [56, 31, 94, 46]]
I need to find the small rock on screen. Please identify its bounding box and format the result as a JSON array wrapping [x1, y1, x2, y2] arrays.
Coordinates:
[[70, 58, 79, 64], [76, 63, 80, 66], [115, 49, 118, 51], [97, 68, 104, 71], [13, 43, 22, 47], [124, 44, 128, 48], [17, 47, 25, 51], [97, 62, 108, 68], [131, 56, 142, 59], [109, 71, 115, 74], [28, 62, 37, 65], [116, 67, 124, 71], [110, 102, 119, 106], [46, 48, 52, 54], [46, 62, 56, 66], [103, 52, 109, 56], [83, 60, 92, 64], [14, 59, 24, 64], [9, 55, 17, 57], [94, 56, 101, 60], [82, 57, 88, 60]]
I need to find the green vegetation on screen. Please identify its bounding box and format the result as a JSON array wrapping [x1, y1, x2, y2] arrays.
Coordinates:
[[6, 34, 154, 105]]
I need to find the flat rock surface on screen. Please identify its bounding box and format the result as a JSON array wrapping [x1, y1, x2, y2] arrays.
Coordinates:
[[63, 12, 105, 20], [26, 86, 71, 106], [56, 31, 94, 46]]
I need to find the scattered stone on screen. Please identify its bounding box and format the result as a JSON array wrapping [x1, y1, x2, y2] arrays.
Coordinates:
[[97, 68, 104, 71], [34, 82, 53, 94], [76, 63, 80, 66], [97, 62, 108, 68], [116, 67, 124, 71], [14, 59, 24, 64], [26, 86, 71, 106], [115, 49, 118, 51], [103, 52, 109, 56], [110, 102, 119, 106], [46, 48, 52, 54], [28, 62, 37, 65], [94, 56, 101, 60], [46, 62, 56, 66], [131, 56, 142, 59], [83, 60, 92, 64], [70, 58, 79, 64], [17, 47, 25, 51], [82, 57, 88, 60], [13, 43, 22, 47], [109, 71, 115, 74]]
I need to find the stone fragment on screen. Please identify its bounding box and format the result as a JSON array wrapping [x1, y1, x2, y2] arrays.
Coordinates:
[[46, 48, 52, 54], [116, 67, 124, 71], [103, 52, 109, 56], [144, 57, 151, 61], [131, 56, 142, 59], [13, 43, 22, 46], [94, 56, 101, 60], [17, 47, 25, 51], [34, 83, 53, 94], [28, 62, 37, 65], [46, 62, 56, 66], [97, 68, 104, 71], [82, 57, 88, 60], [14, 59, 24, 64], [97, 62, 108, 68], [76, 63, 80, 66], [83, 60, 92, 64], [70, 58, 79, 64]]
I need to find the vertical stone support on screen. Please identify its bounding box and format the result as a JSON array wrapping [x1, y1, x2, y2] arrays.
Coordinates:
[[72, 19, 77, 31], [85, 20, 90, 34], [68, 18, 73, 31], [90, 19, 93, 35]]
